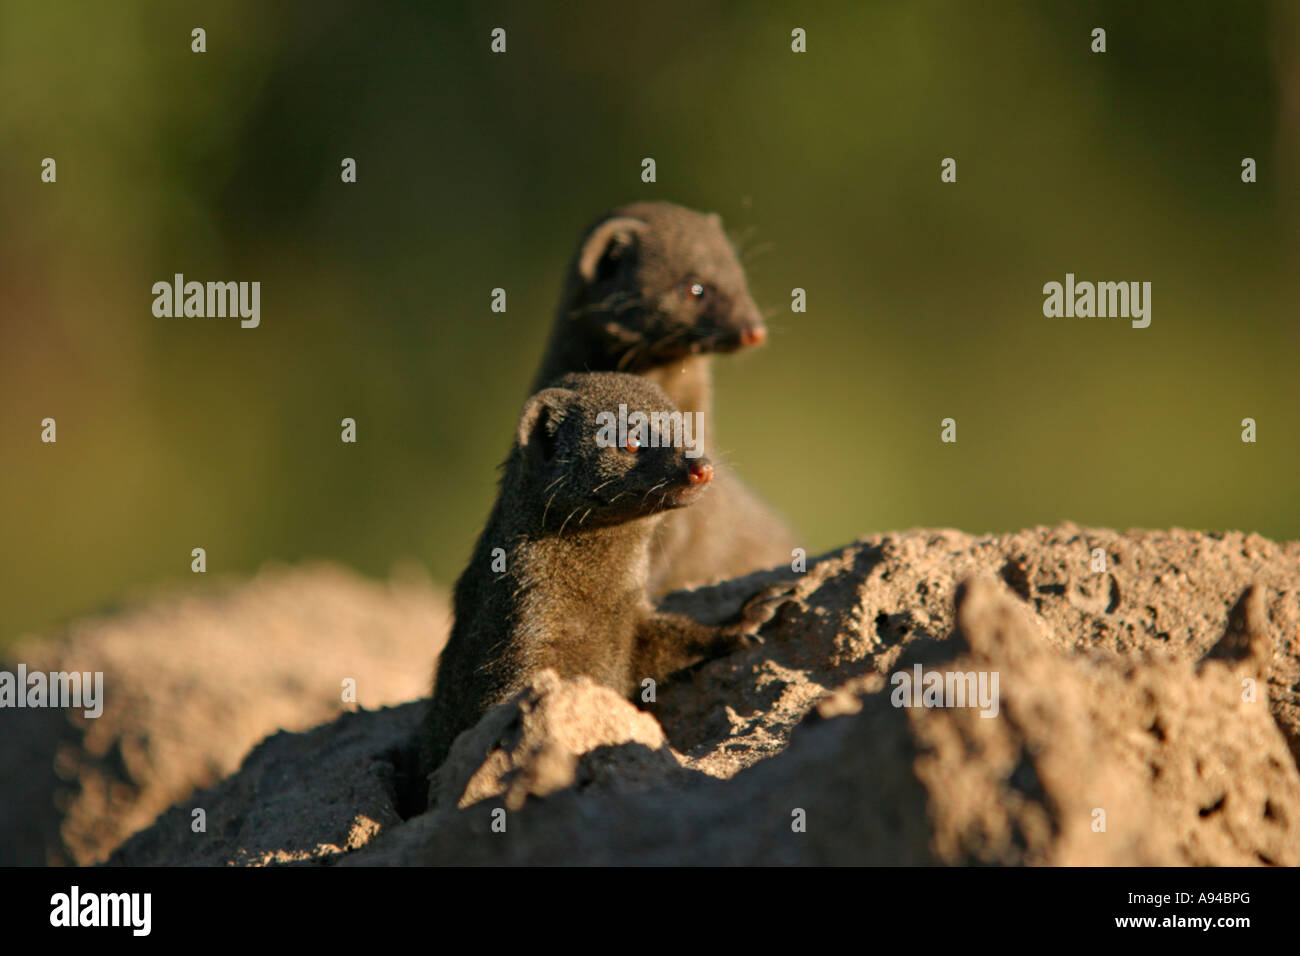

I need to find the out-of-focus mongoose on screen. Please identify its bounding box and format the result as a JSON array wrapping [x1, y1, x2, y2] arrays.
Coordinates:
[[532, 201, 796, 597], [420, 372, 781, 775]]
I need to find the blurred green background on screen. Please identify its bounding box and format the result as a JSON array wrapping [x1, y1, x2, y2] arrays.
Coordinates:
[[3, 1, 1298, 644]]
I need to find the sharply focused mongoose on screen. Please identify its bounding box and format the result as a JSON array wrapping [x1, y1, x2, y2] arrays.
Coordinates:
[[532, 201, 796, 597], [420, 372, 782, 774]]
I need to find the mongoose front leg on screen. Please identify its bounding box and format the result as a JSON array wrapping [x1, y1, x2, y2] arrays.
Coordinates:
[[631, 612, 744, 687], [630, 581, 796, 686]]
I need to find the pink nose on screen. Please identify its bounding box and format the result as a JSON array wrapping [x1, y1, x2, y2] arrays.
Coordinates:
[[687, 462, 714, 485], [740, 326, 767, 347]]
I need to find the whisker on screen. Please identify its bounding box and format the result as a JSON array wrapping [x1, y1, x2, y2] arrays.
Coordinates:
[[617, 340, 649, 372], [613, 295, 646, 315], [640, 479, 668, 504], [730, 224, 758, 255], [542, 477, 568, 527], [567, 291, 646, 320], [650, 508, 672, 569]]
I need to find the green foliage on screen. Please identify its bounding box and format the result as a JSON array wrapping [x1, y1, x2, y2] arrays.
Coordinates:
[[2, 0, 1296, 642]]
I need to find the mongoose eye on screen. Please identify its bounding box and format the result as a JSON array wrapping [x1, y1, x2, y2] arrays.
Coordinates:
[[675, 279, 710, 301], [622, 434, 642, 453]]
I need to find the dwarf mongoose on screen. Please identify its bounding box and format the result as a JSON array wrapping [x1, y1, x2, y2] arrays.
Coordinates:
[[532, 201, 796, 596], [420, 372, 781, 774]]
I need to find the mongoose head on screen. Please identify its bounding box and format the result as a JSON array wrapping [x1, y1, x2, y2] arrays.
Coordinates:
[[558, 201, 767, 372], [512, 372, 714, 532]]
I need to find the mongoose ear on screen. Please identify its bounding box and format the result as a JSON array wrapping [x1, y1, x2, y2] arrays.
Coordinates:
[[517, 388, 572, 466], [577, 216, 647, 285]]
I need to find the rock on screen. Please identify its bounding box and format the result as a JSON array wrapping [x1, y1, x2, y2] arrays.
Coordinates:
[[15, 525, 1300, 865], [428, 670, 683, 813], [109, 703, 425, 866], [0, 563, 450, 865]]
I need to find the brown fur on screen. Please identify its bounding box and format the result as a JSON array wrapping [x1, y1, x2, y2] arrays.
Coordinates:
[[420, 373, 776, 776], [533, 201, 796, 597]]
